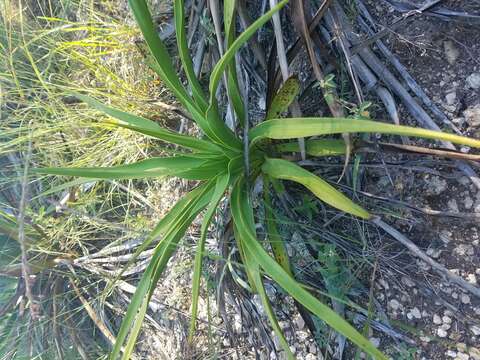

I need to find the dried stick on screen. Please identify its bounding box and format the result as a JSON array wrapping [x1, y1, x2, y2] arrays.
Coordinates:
[[372, 217, 480, 299]]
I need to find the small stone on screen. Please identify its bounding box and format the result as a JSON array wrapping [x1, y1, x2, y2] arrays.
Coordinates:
[[420, 336, 431, 343], [446, 350, 457, 358], [457, 353, 470, 360], [446, 92, 457, 105], [448, 199, 460, 213], [441, 323, 452, 331], [467, 274, 477, 285], [470, 347, 480, 360], [295, 314, 305, 330], [464, 106, 480, 127], [411, 307, 422, 319], [457, 343, 468, 352], [433, 314, 442, 324], [438, 328, 448, 338], [305, 355, 316, 360], [461, 294, 471, 304], [369, 337, 380, 348], [467, 73, 480, 89], [471, 325, 480, 336], [444, 40, 460, 65], [389, 299, 401, 311], [464, 196, 474, 210], [443, 316, 452, 324]]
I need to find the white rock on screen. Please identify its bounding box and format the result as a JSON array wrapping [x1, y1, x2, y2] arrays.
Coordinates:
[[446, 92, 457, 105], [433, 314, 442, 325], [471, 325, 480, 336], [457, 353, 470, 360], [448, 199, 460, 213], [446, 350, 457, 358], [464, 196, 474, 210], [461, 294, 471, 304], [464, 106, 480, 127], [467, 73, 480, 89], [467, 274, 477, 285], [454, 244, 475, 256], [444, 41, 460, 65], [437, 328, 448, 338], [470, 347, 480, 360], [389, 299, 401, 311], [443, 316, 452, 324], [305, 355, 316, 360], [411, 307, 422, 319], [441, 323, 452, 331], [369, 337, 381, 348]]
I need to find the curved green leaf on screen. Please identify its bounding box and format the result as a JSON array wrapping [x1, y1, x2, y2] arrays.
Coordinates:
[[74, 93, 221, 153], [276, 138, 346, 157], [189, 171, 230, 339], [173, 0, 209, 111], [34, 156, 227, 181], [111, 182, 215, 360], [262, 158, 370, 219], [230, 178, 387, 360], [249, 118, 480, 149]]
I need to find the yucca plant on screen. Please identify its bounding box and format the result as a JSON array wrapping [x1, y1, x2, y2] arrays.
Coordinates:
[[34, 0, 480, 359]]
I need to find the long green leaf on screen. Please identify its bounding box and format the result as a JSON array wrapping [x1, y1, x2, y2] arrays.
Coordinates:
[[262, 158, 370, 219], [249, 118, 480, 149], [230, 178, 387, 360], [74, 93, 221, 153], [276, 138, 346, 157], [111, 182, 215, 360], [34, 156, 227, 181], [188, 171, 230, 339], [173, 0, 209, 111], [263, 176, 292, 275]]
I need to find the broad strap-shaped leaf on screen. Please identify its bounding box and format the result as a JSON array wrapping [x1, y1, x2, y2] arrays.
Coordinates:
[[276, 138, 346, 157], [263, 176, 292, 275], [189, 170, 230, 339], [173, 0, 209, 111], [262, 158, 371, 219], [74, 93, 221, 153], [230, 178, 387, 360], [111, 182, 215, 360], [249, 117, 480, 149], [266, 76, 300, 120], [34, 156, 228, 181]]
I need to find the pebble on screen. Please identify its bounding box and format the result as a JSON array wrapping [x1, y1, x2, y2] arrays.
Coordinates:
[[455, 244, 475, 256], [438, 328, 448, 338], [410, 307, 422, 319], [467, 274, 477, 285], [433, 314, 442, 325], [457, 353, 470, 360], [467, 73, 480, 89], [446, 350, 457, 358], [471, 325, 480, 336], [389, 299, 401, 311], [443, 316, 452, 324], [444, 40, 460, 65], [464, 106, 480, 127], [464, 196, 474, 210], [461, 294, 471, 304], [448, 199, 460, 213], [446, 92, 457, 105], [470, 347, 480, 360]]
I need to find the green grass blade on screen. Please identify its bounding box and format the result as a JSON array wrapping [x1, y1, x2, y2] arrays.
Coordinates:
[[111, 182, 215, 360], [249, 118, 480, 149], [173, 0, 209, 111], [127, 0, 204, 124], [74, 93, 221, 153], [188, 171, 230, 339], [230, 179, 387, 360], [262, 158, 371, 219], [266, 76, 300, 120], [224, 0, 246, 126], [34, 156, 227, 181], [276, 138, 346, 157]]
